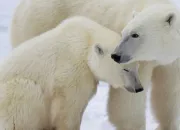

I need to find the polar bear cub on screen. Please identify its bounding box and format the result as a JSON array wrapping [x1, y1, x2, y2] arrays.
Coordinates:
[[0, 16, 142, 130], [111, 4, 180, 130]]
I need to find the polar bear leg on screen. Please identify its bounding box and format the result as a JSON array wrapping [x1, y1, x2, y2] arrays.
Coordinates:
[[50, 96, 81, 130], [0, 78, 50, 130], [108, 87, 146, 130], [50, 85, 96, 130], [151, 88, 180, 130], [151, 67, 180, 130], [151, 87, 180, 130]]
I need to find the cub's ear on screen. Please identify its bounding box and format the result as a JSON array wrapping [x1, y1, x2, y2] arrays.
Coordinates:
[[132, 10, 139, 18], [95, 44, 104, 55], [165, 12, 175, 26]]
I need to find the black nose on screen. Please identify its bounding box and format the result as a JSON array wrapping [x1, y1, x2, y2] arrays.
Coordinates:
[[135, 88, 144, 93], [111, 54, 121, 63]]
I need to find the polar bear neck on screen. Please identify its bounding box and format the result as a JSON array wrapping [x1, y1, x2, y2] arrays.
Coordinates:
[[136, 61, 158, 88], [152, 59, 180, 92]]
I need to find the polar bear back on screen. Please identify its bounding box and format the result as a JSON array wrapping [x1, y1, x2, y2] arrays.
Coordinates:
[[1, 18, 90, 86], [10, 0, 170, 47]]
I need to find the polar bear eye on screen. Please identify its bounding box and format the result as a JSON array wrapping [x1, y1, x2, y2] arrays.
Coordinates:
[[123, 69, 129, 72], [95, 45, 104, 55], [131, 33, 139, 38]]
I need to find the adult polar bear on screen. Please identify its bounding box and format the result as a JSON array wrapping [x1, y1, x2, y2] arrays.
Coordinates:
[[0, 16, 143, 130], [111, 4, 180, 130], [10, 0, 170, 129]]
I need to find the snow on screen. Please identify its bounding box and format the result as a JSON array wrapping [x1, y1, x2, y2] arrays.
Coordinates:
[[0, 0, 179, 130]]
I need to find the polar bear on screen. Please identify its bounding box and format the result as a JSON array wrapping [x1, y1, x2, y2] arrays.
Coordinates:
[[0, 16, 143, 130], [111, 4, 180, 130], [10, 0, 171, 129]]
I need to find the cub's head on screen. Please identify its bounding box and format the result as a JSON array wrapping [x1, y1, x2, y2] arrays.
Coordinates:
[[111, 4, 180, 65], [87, 28, 143, 93]]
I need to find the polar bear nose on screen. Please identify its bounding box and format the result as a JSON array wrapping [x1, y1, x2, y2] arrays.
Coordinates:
[[135, 88, 144, 93], [111, 54, 131, 63], [111, 54, 121, 63]]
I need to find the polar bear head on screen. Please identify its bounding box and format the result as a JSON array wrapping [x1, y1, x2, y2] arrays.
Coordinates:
[[84, 19, 143, 93], [88, 40, 143, 93], [111, 4, 180, 65]]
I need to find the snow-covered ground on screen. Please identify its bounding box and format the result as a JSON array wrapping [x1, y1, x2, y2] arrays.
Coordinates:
[[0, 0, 180, 130]]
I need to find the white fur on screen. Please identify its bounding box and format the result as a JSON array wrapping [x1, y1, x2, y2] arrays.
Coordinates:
[[120, 4, 180, 130], [120, 4, 180, 65], [10, 0, 171, 129], [0, 16, 127, 130], [10, 0, 171, 47]]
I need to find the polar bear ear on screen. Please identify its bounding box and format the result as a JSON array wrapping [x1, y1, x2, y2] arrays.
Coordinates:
[[132, 10, 139, 18], [95, 44, 104, 55], [165, 12, 175, 26]]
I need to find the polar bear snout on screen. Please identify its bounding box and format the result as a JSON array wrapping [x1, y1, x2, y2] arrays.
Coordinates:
[[111, 40, 132, 63], [111, 53, 131, 63], [123, 68, 144, 93], [124, 78, 144, 93], [111, 34, 140, 64]]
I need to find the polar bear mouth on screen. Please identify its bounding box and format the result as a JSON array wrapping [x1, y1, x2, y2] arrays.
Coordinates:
[[125, 87, 144, 93]]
